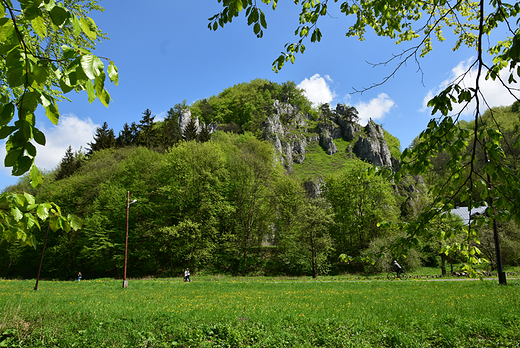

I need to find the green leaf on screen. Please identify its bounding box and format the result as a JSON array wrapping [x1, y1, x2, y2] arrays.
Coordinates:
[[6, 66, 24, 88], [0, 18, 19, 55], [61, 45, 77, 60], [59, 75, 75, 93], [33, 127, 46, 146], [4, 149, 22, 167], [50, 5, 69, 27], [24, 192, 35, 205], [21, 0, 41, 20], [19, 91, 40, 118], [44, 100, 60, 125], [94, 71, 105, 96], [10, 207, 23, 221], [13, 156, 34, 176], [71, 14, 81, 37], [31, 16, 46, 38], [31, 63, 50, 87], [49, 217, 60, 232], [25, 142, 37, 157], [80, 16, 97, 40], [97, 88, 110, 107], [0, 103, 15, 126], [107, 62, 118, 85], [68, 214, 82, 231], [30, 165, 43, 188], [81, 54, 104, 80], [0, 125, 16, 139], [260, 11, 267, 29], [86, 79, 95, 103], [37, 204, 49, 220]]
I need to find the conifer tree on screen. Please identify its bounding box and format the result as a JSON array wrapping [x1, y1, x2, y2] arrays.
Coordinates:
[[198, 123, 212, 143], [137, 109, 157, 148], [55, 146, 83, 180], [183, 118, 199, 142], [116, 122, 139, 148], [158, 108, 183, 150], [87, 122, 116, 155]]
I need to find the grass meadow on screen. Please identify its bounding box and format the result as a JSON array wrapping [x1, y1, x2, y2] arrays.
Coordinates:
[[1, 277, 519, 347]]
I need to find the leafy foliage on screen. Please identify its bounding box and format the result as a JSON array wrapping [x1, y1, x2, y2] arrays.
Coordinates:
[[325, 161, 400, 259], [190, 79, 312, 135], [1, 0, 118, 176]]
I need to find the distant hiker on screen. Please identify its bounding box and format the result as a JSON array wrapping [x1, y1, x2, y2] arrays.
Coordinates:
[[184, 268, 191, 282], [392, 260, 404, 278], [78, 272, 82, 282]]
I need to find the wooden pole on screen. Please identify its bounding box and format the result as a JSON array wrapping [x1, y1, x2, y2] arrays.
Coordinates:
[[34, 224, 51, 290], [123, 191, 130, 288]]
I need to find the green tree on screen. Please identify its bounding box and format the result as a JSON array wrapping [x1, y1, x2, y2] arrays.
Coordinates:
[[137, 109, 157, 148], [293, 198, 334, 278], [116, 122, 139, 148], [55, 145, 83, 180], [226, 134, 279, 274], [271, 175, 309, 275], [158, 108, 182, 150], [1, 0, 118, 176], [87, 122, 115, 155], [183, 117, 198, 142], [158, 141, 233, 271], [198, 123, 212, 143], [324, 161, 400, 260]]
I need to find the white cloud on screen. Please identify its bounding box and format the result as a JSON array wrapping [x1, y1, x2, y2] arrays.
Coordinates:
[[33, 114, 98, 171], [0, 115, 98, 183], [298, 74, 337, 107], [422, 58, 520, 116], [155, 111, 166, 123], [354, 93, 396, 126]]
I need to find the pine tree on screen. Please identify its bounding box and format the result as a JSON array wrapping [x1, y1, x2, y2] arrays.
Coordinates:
[[159, 108, 183, 150], [137, 109, 157, 148], [55, 146, 83, 180], [183, 118, 198, 142], [198, 123, 211, 143], [87, 122, 116, 155], [116, 122, 139, 148]]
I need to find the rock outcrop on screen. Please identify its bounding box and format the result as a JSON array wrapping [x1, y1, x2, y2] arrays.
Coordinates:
[[262, 101, 318, 172], [178, 109, 201, 134], [352, 120, 393, 167], [261, 101, 395, 171]]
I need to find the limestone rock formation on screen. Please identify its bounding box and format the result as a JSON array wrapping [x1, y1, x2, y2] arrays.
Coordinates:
[[262, 101, 317, 172], [178, 109, 200, 134], [352, 120, 393, 167], [261, 100, 396, 171]]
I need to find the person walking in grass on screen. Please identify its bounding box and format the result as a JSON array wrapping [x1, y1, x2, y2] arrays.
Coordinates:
[[184, 268, 191, 282], [78, 272, 82, 282], [392, 260, 404, 278]]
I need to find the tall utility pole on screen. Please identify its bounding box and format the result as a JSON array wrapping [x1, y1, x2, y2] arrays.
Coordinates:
[[123, 191, 137, 288]]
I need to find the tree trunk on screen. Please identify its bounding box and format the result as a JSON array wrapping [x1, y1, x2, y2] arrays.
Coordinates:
[[440, 253, 446, 276]]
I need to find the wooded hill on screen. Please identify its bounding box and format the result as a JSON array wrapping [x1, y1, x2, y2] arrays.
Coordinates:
[[1, 80, 519, 279]]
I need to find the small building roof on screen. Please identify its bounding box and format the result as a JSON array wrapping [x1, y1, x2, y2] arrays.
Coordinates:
[[450, 206, 488, 225]]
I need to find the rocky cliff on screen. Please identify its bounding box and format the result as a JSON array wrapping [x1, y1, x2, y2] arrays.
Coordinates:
[[261, 101, 396, 172]]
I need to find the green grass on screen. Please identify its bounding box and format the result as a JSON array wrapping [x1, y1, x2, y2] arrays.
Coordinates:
[[1, 278, 519, 347], [291, 138, 359, 181]]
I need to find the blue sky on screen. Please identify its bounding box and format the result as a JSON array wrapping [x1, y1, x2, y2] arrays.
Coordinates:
[[1, 0, 518, 189]]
